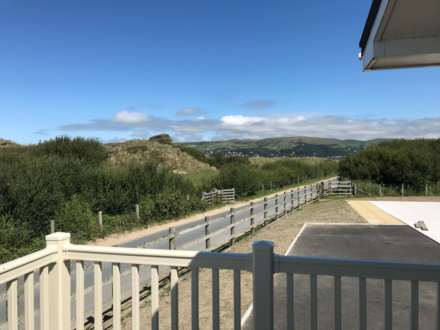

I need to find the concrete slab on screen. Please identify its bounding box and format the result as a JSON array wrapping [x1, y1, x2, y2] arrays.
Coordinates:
[[372, 201, 440, 244], [244, 224, 440, 330], [347, 201, 402, 225]]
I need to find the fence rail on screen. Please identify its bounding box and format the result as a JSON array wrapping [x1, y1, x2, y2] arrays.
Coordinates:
[[202, 188, 236, 204], [2, 233, 440, 330], [0, 177, 340, 329]]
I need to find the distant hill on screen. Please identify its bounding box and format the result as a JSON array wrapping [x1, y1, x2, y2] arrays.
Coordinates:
[[182, 136, 384, 158], [0, 137, 215, 174], [0, 138, 18, 148], [106, 139, 215, 174]]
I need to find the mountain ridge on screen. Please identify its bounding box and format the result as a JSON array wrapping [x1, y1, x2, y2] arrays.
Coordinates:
[[182, 136, 386, 157]]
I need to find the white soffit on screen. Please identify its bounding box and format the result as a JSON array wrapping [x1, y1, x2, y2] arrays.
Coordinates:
[[360, 0, 440, 70]]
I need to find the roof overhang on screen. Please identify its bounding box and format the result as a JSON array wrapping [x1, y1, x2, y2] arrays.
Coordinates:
[[359, 0, 440, 70]]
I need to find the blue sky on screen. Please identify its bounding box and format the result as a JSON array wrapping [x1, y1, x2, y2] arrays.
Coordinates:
[[1, 0, 439, 144]]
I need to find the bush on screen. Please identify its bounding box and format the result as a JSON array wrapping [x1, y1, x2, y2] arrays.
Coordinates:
[[139, 196, 155, 224], [31, 136, 107, 164], [339, 139, 440, 187], [152, 191, 192, 220], [0, 215, 43, 263], [217, 163, 259, 196], [56, 195, 98, 241]]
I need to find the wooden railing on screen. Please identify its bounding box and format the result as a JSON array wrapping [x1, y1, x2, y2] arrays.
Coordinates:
[[202, 188, 236, 203], [2, 236, 440, 330], [0, 178, 337, 330]]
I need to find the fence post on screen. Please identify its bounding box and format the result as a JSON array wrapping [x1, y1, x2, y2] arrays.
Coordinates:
[[135, 204, 140, 220], [290, 189, 294, 211], [98, 211, 103, 230], [425, 184, 429, 196], [283, 192, 287, 214], [297, 188, 301, 209], [274, 194, 279, 218], [379, 184, 383, 197], [50, 220, 55, 233], [204, 216, 210, 250], [252, 241, 274, 330], [45, 232, 71, 330], [401, 183, 404, 198], [263, 198, 268, 222], [229, 208, 235, 244], [250, 202, 255, 232], [168, 227, 176, 250]]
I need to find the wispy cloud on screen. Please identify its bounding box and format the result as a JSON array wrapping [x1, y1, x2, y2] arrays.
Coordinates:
[[241, 99, 276, 110], [114, 111, 148, 123], [176, 107, 205, 117], [46, 112, 440, 142]]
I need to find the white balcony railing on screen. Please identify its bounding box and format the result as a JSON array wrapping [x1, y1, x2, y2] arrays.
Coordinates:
[[2, 232, 440, 330]]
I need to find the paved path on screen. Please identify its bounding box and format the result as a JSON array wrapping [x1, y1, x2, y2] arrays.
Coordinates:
[[90, 177, 336, 247], [347, 200, 402, 225], [245, 224, 440, 329]]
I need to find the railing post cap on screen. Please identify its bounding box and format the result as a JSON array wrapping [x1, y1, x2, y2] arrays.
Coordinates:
[[45, 232, 71, 248], [252, 240, 274, 251], [45, 232, 70, 242]]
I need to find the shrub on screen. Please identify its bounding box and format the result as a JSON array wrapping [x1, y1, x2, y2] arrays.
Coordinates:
[[56, 195, 98, 241], [31, 136, 107, 164], [217, 163, 259, 196], [339, 139, 440, 187], [139, 196, 155, 224]]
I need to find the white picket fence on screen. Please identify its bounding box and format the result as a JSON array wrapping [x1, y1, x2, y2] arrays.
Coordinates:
[[0, 177, 350, 329], [2, 232, 440, 330], [330, 180, 353, 195]]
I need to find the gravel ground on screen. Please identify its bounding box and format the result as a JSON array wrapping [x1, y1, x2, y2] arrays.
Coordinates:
[[120, 198, 365, 330]]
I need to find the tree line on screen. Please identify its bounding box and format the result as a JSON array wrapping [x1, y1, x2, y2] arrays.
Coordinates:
[[0, 137, 337, 262], [339, 139, 440, 187]]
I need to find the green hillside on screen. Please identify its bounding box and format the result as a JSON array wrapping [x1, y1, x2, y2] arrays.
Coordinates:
[[182, 136, 384, 158]]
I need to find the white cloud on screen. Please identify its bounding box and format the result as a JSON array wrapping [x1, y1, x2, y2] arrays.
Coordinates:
[[114, 111, 148, 124], [176, 107, 204, 116], [221, 115, 264, 126], [54, 112, 440, 142]]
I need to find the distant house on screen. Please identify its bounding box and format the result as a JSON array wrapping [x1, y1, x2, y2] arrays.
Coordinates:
[[359, 0, 440, 70]]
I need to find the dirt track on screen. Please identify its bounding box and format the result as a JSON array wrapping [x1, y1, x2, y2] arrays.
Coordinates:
[[89, 178, 336, 247]]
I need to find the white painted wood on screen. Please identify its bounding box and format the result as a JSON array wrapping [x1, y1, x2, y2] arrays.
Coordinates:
[[75, 261, 85, 330], [24, 272, 35, 330], [151, 265, 159, 330], [286, 273, 294, 330], [170, 267, 179, 330], [0, 248, 56, 284], [94, 262, 103, 330], [212, 268, 220, 330], [45, 233, 71, 330], [233, 270, 241, 330], [112, 263, 121, 330], [7, 279, 18, 330], [39, 266, 49, 330], [310, 274, 318, 330], [411, 280, 419, 330], [359, 277, 367, 330], [131, 264, 140, 330], [385, 279, 392, 330], [334, 276, 341, 330], [191, 268, 199, 330], [252, 241, 273, 330]]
